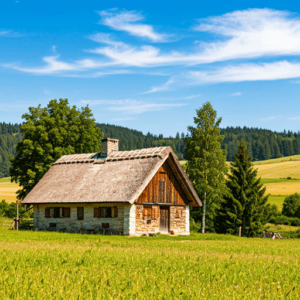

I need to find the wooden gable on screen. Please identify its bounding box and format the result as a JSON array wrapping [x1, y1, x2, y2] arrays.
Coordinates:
[[136, 158, 192, 206]]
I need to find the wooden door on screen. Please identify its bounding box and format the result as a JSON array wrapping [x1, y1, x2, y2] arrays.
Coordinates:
[[159, 207, 169, 232]]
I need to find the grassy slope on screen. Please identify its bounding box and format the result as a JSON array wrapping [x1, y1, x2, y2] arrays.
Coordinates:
[[0, 230, 300, 299]]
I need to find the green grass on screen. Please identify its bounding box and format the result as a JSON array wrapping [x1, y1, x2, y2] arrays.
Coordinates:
[[1, 230, 300, 299], [267, 195, 286, 211], [253, 154, 300, 165]]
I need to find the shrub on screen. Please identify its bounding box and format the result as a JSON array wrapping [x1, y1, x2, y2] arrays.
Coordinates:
[[190, 218, 202, 232], [290, 218, 300, 227], [282, 193, 300, 218], [274, 215, 291, 225]]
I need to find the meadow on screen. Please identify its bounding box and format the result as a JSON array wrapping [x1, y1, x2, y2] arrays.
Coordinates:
[[1, 229, 300, 299]]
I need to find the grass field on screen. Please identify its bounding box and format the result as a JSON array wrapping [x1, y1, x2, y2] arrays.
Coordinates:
[[1, 228, 300, 299]]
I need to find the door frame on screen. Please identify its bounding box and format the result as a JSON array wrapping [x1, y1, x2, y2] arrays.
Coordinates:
[[159, 206, 170, 233]]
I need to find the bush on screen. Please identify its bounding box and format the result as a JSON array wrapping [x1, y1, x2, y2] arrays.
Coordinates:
[[0, 199, 33, 219], [190, 218, 202, 232], [290, 218, 300, 227], [282, 193, 300, 218], [274, 215, 291, 225]]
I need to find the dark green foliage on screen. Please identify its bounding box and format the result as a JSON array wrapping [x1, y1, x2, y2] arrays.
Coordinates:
[[185, 102, 228, 232], [0, 122, 22, 177], [0, 199, 33, 218], [10, 99, 103, 200], [282, 193, 300, 218], [272, 215, 300, 226], [216, 140, 269, 237], [2, 123, 300, 179]]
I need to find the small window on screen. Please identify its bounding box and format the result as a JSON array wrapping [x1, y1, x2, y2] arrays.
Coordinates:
[[54, 208, 60, 218], [49, 223, 56, 228], [95, 207, 118, 218], [102, 223, 109, 229], [62, 207, 70, 218], [77, 207, 84, 220], [45, 207, 50, 218]]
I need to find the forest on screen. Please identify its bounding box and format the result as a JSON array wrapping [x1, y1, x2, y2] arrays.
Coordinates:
[[0, 121, 300, 178]]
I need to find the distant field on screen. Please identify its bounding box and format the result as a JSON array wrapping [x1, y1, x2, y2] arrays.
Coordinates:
[[0, 177, 19, 204]]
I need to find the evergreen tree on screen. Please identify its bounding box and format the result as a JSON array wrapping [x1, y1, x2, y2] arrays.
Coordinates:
[[215, 139, 269, 237], [10, 99, 103, 200], [185, 102, 228, 232]]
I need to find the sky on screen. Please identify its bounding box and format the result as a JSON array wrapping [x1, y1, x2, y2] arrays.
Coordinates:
[[1, 0, 300, 137]]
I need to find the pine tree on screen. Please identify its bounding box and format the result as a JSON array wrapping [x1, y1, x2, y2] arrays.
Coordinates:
[[185, 102, 228, 232], [215, 139, 269, 237]]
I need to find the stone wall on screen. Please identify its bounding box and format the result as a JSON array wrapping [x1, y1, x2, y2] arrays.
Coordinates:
[[33, 203, 130, 233], [135, 204, 190, 236], [135, 204, 160, 235], [170, 206, 189, 235]]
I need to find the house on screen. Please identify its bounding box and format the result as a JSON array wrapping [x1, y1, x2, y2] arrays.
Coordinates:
[[22, 138, 202, 236]]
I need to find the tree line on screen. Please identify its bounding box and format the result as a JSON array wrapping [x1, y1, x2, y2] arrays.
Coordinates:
[[1, 119, 300, 178]]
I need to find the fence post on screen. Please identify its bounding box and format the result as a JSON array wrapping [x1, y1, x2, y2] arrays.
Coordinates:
[[16, 199, 19, 231], [239, 226, 241, 237]]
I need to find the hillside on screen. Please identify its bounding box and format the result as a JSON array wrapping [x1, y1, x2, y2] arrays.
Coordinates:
[[2, 122, 300, 178]]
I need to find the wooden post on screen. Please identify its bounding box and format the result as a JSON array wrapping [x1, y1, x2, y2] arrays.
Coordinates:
[[202, 192, 206, 233], [16, 199, 19, 231], [239, 226, 241, 237]]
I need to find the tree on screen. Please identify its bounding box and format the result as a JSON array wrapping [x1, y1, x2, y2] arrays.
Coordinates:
[[10, 99, 103, 200], [282, 193, 300, 218], [215, 139, 269, 237], [185, 102, 228, 232]]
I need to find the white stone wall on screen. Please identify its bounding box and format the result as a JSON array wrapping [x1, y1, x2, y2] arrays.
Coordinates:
[[185, 205, 190, 235], [33, 203, 130, 233]]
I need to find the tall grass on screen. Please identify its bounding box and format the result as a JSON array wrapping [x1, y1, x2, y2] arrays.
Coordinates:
[[0, 231, 300, 299]]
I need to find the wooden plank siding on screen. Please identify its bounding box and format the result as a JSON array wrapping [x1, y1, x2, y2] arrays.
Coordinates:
[[135, 160, 188, 205]]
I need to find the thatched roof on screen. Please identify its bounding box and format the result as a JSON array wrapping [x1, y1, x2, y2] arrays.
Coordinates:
[[22, 146, 201, 207]]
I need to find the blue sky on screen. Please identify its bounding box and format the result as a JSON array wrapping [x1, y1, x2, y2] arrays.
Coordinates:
[[2, 0, 300, 137]]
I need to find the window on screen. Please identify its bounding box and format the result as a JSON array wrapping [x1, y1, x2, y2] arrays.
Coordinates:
[[143, 206, 159, 220], [94, 207, 118, 218], [62, 207, 70, 218], [49, 223, 56, 228], [45, 207, 70, 218], [54, 208, 60, 218], [77, 207, 84, 220], [159, 180, 165, 202]]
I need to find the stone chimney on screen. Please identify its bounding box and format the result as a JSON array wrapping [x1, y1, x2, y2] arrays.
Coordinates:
[[100, 138, 119, 157]]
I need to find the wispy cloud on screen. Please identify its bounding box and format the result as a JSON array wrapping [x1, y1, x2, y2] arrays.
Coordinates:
[[99, 10, 168, 42], [230, 92, 242, 96], [81, 99, 186, 114], [188, 61, 300, 83], [142, 77, 175, 94], [288, 117, 300, 120], [6, 8, 300, 88]]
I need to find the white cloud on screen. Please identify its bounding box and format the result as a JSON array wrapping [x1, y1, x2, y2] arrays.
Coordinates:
[[142, 77, 175, 94], [81, 99, 186, 114], [188, 61, 300, 83], [6, 8, 300, 86], [194, 9, 300, 62], [230, 92, 242, 96], [4, 54, 118, 75], [99, 10, 168, 42], [288, 117, 300, 120]]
